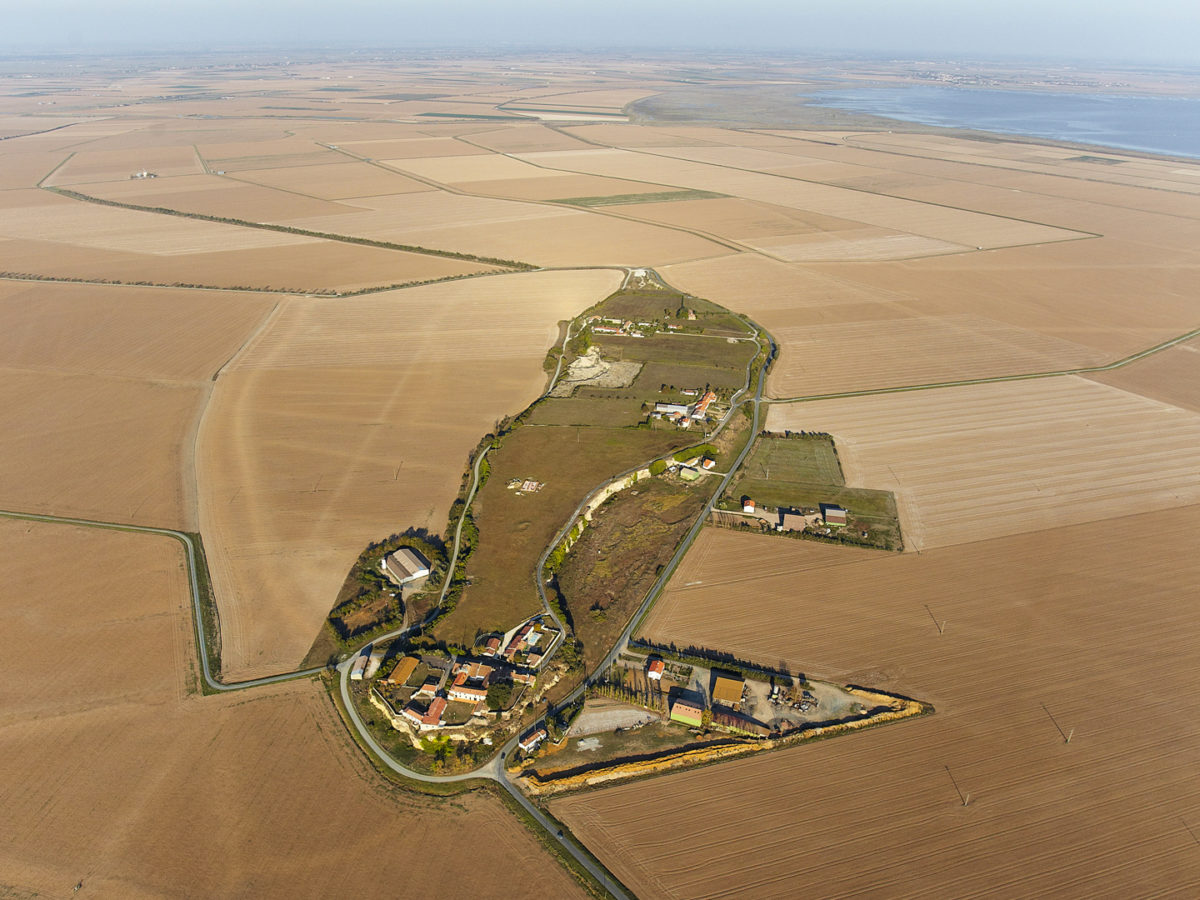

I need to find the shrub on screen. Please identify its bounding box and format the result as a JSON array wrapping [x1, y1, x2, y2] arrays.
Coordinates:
[[486, 681, 514, 711]]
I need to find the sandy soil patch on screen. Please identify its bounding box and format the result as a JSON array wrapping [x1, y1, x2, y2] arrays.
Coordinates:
[[402, 214, 728, 268], [0, 235, 497, 293], [767, 376, 1200, 550], [338, 137, 494, 158], [624, 196, 867, 240], [566, 509, 1200, 898], [663, 252, 904, 316], [0, 115, 80, 138], [286, 188, 561, 231], [522, 89, 662, 110], [464, 125, 596, 154], [0, 148, 68, 189], [560, 124, 725, 147], [455, 173, 675, 202], [743, 229, 966, 261], [198, 271, 622, 678], [845, 132, 1200, 193], [796, 238, 1200, 358], [286, 188, 727, 266], [548, 346, 643, 397], [0, 519, 589, 899], [84, 173, 356, 220], [567, 699, 662, 737]]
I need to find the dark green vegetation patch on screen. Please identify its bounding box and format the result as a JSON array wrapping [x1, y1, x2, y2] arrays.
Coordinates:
[[553, 190, 727, 207], [720, 432, 902, 550]]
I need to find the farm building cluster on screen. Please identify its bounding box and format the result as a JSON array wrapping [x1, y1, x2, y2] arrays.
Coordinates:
[[625, 653, 848, 739], [354, 615, 560, 738], [585, 315, 656, 338], [652, 390, 717, 428], [732, 501, 851, 534]]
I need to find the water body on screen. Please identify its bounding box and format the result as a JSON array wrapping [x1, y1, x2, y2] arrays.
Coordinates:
[[807, 85, 1200, 159]]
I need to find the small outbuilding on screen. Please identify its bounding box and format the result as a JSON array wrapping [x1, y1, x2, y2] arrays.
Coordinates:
[[670, 699, 705, 728], [414, 675, 440, 698], [386, 656, 419, 686], [711, 672, 745, 707], [778, 511, 808, 532], [821, 504, 848, 526]]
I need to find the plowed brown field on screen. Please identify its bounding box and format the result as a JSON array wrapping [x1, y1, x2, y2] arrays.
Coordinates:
[[557, 510, 1200, 898], [0, 237, 496, 294], [0, 281, 272, 380], [1088, 338, 1200, 412], [0, 518, 589, 899], [519, 147, 1084, 248], [0, 281, 273, 529], [767, 377, 1200, 550], [0, 372, 204, 529]]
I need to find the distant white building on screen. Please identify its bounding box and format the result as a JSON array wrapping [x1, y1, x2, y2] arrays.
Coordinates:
[[382, 547, 431, 585]]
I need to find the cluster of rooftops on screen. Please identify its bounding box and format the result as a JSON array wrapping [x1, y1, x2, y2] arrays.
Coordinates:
[[652, 390, 717, 428], [357, 616, 560, 734]]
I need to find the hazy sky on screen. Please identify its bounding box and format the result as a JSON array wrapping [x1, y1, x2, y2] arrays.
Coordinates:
[[2, 0, 1197, 65]]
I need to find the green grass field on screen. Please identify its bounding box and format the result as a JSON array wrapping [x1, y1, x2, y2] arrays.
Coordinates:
[[737, 434, 845, 487], [725, 435, 901, 541], [434, 424, 689, 647], [526, 396, 647, 427], [588, 287, 688, 321], [633, 360, 748, 393], [553, 189, 726, 207], [596, 333, 756, 370], [433, 286, 764, 647]]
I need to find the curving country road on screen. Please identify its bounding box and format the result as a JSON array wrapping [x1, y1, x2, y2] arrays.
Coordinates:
[[0, 509, 323, 692]]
